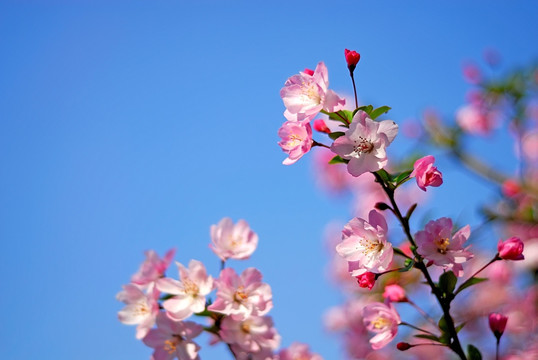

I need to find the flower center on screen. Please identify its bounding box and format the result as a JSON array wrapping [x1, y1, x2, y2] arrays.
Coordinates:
[[372, 316, 390, 330], [359, 237, 384, 256], [240, 320, 251, 333], [234, 286, 249, 302], [436, 237, 450, 254], [301, 81, 321, 105], [351, 137, 374, 157], [135, 302, 149, 316], [286, 134, 304, 148], [183, 279, 199, 296]]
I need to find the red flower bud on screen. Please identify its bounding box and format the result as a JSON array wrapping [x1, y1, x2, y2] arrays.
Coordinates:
[[345, 49, 360, 72], [397, 342, 412, 351], [355, 272, 376, 290], [489, 313, 508, 339], [497, 237, 524, 261], [313, 119, 331, 134]]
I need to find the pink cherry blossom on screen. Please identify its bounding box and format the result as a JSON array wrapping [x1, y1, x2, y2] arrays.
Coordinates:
[[383, 284, 407, 302], [208, 267, 272, 320], [131, 248, 176, 288], [362, 302, 401, 350], [497, 237, 525, 261], [157, 260, 213, 321], [336, 210, 394, 276], [278, 342, 323, 360], [280, 61, 345, 122], [117, 284, 160, 339], [142, 313, 204, 360], [219, 315, 281, 354], [415, 218, 474, 277], [277, 121, 313, 165], [331, 111, 398, 177], [410, 155, 443, 191], [356, 272, 376, 290], [210, 217, 258, 261], [456, 103, 498, 136]]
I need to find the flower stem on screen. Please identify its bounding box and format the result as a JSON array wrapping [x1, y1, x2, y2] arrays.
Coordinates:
[[350, 71, 358, 109], [467, 254, 500, 280]]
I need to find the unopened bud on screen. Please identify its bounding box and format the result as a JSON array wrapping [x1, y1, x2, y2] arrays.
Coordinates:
[[397, 342, 411, 351], [344, 49, 360, 72], [313, 119, 331, 134], [375, 202, 391, 211]]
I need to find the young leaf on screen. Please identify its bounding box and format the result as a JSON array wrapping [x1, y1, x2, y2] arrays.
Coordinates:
[[439, 271, 457, 299], [438, 316, 449, 333], [454, 277, 488, 295], [329, 131, 345, 140], [370, 106, 392, 120], [414, 334, 441, 342], [329, 155, 348, 164], [394, 170, 413, 185], [399, 258, 414, 272], [355, 105, 374, 115], [467, 344, 482, 360]]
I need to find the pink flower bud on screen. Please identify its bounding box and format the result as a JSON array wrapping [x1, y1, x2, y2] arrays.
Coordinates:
[[383, 284, 407, 302], [489, 313, 508, 338], [397, 342, 411, 351], [344, 49, 360, 71], [313, 119, 331, 134], [497, 237, 525, 261], [410, 155, 443, 191], [502, 179, 521, 198], [356, 272, 376, 290], [303, 68, 314, 76]]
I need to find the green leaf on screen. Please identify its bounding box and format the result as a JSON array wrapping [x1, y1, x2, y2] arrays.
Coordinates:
[[328, 155, 348, 164], [439, 271, 457, 299], [438, 316, 449, 333], [324, 110, 353, 125], [355, 105, 373, 115], [328, 131, 345, 140], [405, 203, 418, 220], [467, 344, 482, 360], [438, 332, 451, 345], [393, 170, 413, 184], [370, 106, 392, 120], [456, 322, 466, 333], [454, 277, 488, 295], [399, 258, 414, 272], [376, 169, 392, 184], [414, 334, 441, 342]]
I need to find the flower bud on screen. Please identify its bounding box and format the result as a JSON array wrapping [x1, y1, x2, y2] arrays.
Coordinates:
[[489, 313, 508, 339], [313, 119, 331, 134], [344, 49, 360, 72], [383, 284, 407, 302], [303, 68, 314, 76], [497, 237, 524, 261], [356, 272, 376, 290], [410, 155, 443, 191], [397, 342, 411, 351]]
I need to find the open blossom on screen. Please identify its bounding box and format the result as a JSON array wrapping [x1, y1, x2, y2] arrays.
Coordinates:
[[278, 121, 313, 165], [279, 342, 323, 360], [280, 61, 345, 122], [362, 302, 401, 350], [331, 111, 398, 177], [498, 237, 525, 261], [210, 217, 258, 261], [117, 284, 160, 339], [410, 155, 443, 191], [208, 267, 272, 320], [336, 210, 393, 276], [157, 260, 213, 321], [415, 218, 474, 277], [143, 313, 204, 360], [219, 315, 281, 355], [131, 248, 176, 288]]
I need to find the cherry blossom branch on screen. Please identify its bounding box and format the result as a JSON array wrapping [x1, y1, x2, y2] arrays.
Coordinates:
[[312, 140, 331, 149], [467, 254, 499, 280]]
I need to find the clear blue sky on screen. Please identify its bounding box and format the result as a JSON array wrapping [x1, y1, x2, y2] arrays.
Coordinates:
[[1, 1, 536, 359]]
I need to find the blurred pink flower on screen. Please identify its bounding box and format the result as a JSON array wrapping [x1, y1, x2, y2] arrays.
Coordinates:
[[117, 284, 160, 339], [411, 155, 443, 191], [383, 284, 407, 302], [498, 237, 525, 261], [142, 313, 204, 360], [336, 210, 393, 276], [278, 342, 323, 360], [280, 61, 345, 122], [208, 267, 272, 321], [157, 260, 213, 321], [415, 217, 473, 277], [210, 217, 258, 261], [362, 302, 401, 350], [331, 111, 398, 177], [131, 248, 176, 288], [219, 315, 280, 354], [278, 121, 313, 165], [456, 104, 498, 136], [522, 130, 538, 162]]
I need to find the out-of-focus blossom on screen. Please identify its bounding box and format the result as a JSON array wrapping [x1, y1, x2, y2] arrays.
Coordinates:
[[278, 121, 313, 165], [415, 217, 473, 277], [336, 210, 393, 276], [278, 342, 323, 360], [410, 155, 443, 191], [142, 313, 204, 360], [489, 313, 508, 338], [313, 119, 331, 133], [456, 104, 499, 136], [117, 284, 160, 339], [356, 272, 376, 290], [210, 217, 258, 261], [401, 118, 423, 139], [131, 248, 176, 288], [331, 111, 398, 177], [157, 260, 213, 321], [219, 315, 280, 354], [280, 61, 345, 122], [462, 62, 482, 84], [312, 147, 353, 193], [208, 267, 272, 321], [498, 237, 525, 261], [502, 179, 521, 198], [383, 284, 407, 302], [345, 49, 360, 72], [522, 130, 538, 162], [362, 302, 401, 350]]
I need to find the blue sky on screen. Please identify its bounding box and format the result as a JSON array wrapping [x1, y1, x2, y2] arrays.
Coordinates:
[[1, 1, 537, 359]]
